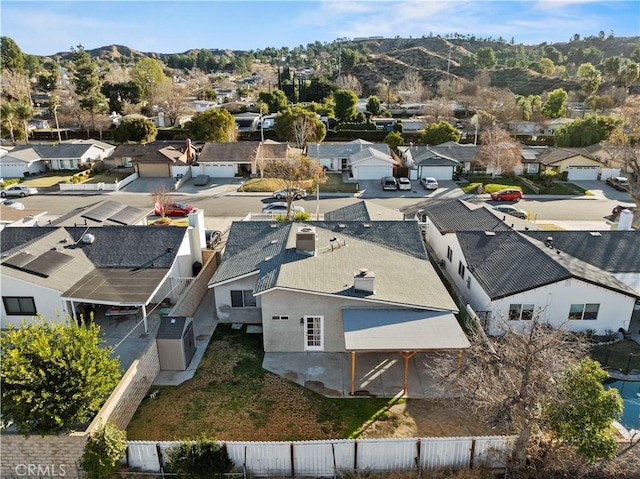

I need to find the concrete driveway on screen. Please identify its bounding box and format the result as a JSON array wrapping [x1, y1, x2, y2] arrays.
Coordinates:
[[357, 179, 464, 200], [119, 177, 176, 194], [572, 180, 634, 202]]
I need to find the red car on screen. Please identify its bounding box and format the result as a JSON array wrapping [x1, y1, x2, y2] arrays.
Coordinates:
[[490, 189, 523, 202], [155, 202, 196, 217]]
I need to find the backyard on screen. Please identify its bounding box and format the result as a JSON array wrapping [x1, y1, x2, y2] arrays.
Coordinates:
[[126, 325, 500, 441]]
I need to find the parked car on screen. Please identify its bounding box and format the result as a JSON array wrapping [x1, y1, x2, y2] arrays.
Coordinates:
[[492, 205, 528, 219], [193, 174, 210, 186], [606, 176, 629, 191], [381, 176, 398, 191], [490, 189, 523, 202], [261, 202, 305, 215], [205, 229, 222, 249], [612, 204, 636, 216], [272, 187, 307, 200], [155, 202, 196, 217], [420, 177, 439, 190], [397, 177, 412, 191], [1, 185, 38, 198], [2, 200, 25, 210]]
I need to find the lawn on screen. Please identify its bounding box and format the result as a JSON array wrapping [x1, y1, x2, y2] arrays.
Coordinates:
[[126, 325, 394, 441], [22, 173, 75, 188], [84, 172, 131, 184], [238, 173, 357, 194], [458, 177, 586, 196]]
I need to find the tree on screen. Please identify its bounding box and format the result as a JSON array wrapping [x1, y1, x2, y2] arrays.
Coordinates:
[[154, 81, 191, 126], [263, 154, 326, 218], [335, 74, 362, 97], [545, 358, 623, 462], [542, 88, 568, 119], [0, 36, 25, 73], [274, 106, 326, 147], [113, 117, 158, 143], [258, 89, 288, 113], [80, 421, 127, 479], [334, 89, 358, 122], [577, 63, 602, 110], [101, 81, 142, 114], [477, 127, 522, 177], [187, 108, 236, 142], [540, 169, 558, 187], [427, 315, 587, 469], [619, 61, 640, 91], [366, 95, 382, 116], [419, 121, 461, 145], [554, 115, 622, 147], [586, 95, 614, 113], [476, 47, 497, 70], [384, 131, 404, 153], [397, 70, 425, 102], [71, 44, 108, 130], [0, 317, 121, 435], [0, 101, 17, 144], [539, 58, 555, 76], [130, 57, 167, 102]]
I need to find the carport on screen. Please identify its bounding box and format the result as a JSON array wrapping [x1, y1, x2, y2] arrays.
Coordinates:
[[343, 309, 470, 396]]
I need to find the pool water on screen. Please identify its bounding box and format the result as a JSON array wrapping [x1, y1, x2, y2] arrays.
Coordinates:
[[605, 379, 640, 433]]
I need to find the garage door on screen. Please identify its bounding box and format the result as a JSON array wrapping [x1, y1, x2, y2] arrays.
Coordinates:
[[419, 166, 454, 180], [567, 166, 598, 181], [353, 165, 392, 180], [203, 163, 236, 178], [137, 163, 171, 177]]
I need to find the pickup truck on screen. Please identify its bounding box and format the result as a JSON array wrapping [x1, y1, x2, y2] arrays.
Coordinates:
[[606, 176, 629, 191]]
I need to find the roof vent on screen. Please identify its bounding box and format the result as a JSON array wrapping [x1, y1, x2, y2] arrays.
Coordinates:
[[270, 223, 278, 228], [354, 268, 375, 294], [338, 223, 346, 228], [363, 223, 371, 228], [270, 239, 278, 244], [82, 233, 96, 244], [589, 231, 602, 237], [264, 255, 273, 261], [484, 231, 496, 236]]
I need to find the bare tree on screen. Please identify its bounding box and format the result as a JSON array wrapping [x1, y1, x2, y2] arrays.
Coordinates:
[[1, 70, 30, 102], [186, 68, 212, 100], [397, 70, 425, 102], [151, 185, 174, 219], [155, 82, 192, 126], [291, 115, 318, 149], [102, 64, 130, 84], [477, 127, 522, 177], [426, 315, 587, 470], [336, 74, 362, 97], [263, 154, 326, 218]]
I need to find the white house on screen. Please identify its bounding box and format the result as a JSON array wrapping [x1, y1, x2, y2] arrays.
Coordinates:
[[421, 200, 639, 336], [306, 140, 395, 178]]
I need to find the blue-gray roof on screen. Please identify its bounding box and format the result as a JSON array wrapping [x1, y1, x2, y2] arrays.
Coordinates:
[[403, 146, 461, 167], [324, 201, 405, 222], [422, 200, 511, 233], [8, 143, 96, 159], [307, 140, 390, 158]]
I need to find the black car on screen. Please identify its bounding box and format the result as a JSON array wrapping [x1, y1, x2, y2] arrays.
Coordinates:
[[205, 229, 222, 249]]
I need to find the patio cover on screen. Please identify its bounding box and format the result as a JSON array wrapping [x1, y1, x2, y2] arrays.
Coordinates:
[[342, 309, 470, 395]]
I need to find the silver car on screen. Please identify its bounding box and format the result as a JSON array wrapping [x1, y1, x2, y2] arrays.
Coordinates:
[[261, 202, 305, 214], [1, 185, 38, 198]]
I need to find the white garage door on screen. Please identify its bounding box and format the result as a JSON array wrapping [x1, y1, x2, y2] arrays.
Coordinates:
[[203, 163, 236, 178], [419, 166, 454, 180], [353, 165, 392, 180], [567, 166, 598, 180]]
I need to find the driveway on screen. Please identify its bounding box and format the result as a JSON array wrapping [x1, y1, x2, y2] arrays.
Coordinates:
[[357, 179, 464, 199], [119, 177, 176, 194], [572, 180, 635, 202]]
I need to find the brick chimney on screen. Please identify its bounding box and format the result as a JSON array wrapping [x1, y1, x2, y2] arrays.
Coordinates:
[[186, 138, 193, 163]]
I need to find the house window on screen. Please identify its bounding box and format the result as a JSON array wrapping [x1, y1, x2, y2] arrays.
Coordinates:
[[509, 304, 534, 321], [526, 163, 539, 174], [304, 316, 324, 351], [3, 296, 36, 315], [122, 156, 133, 167], [447, 246, 453, 262], [568, 304, 599, 320], [230, 290, 256, 308], [458, 261, 465, 278], [271, 315, 289, 321]]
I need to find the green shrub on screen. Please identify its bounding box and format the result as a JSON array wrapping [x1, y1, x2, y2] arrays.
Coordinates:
[[80, 421, 127, 479], [165, 436, 234, 479]]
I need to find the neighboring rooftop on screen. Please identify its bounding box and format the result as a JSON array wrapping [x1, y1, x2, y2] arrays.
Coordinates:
[[50, 199, 150, 227], [420, 199, 512, 233], [324, 200, 405, 222]]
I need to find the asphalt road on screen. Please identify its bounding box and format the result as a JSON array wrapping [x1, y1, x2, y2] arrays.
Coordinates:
[[15, 190, 631, 223]]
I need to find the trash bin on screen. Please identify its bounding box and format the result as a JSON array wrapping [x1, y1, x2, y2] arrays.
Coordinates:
[[477, 185, 484, 194], [192, 261, 202, 276]]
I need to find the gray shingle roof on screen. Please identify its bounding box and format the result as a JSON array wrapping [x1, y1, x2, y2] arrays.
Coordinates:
[[403, 146, 461, 166], [422, 200, 512, 233], [324, 201, 405, 222], [307, 140, 390, 158], [210, 220, 456, 311], [457, 231, 638, 300], [50, 200, 150, 227], [523, 231, 640, 273]]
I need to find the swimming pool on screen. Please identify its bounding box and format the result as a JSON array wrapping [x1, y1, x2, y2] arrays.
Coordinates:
[[605, 379, 640, 433]]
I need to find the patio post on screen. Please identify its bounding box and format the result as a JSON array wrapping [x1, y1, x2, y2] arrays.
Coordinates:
[[69, 300, 76, 324], [400, 351, 416, 396], [350, 352, 356, 396]]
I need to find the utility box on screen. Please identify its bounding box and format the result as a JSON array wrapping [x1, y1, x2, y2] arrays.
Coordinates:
[[156, 316, 196, 371]]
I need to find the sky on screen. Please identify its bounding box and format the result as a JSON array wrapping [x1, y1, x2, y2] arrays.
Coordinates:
[[1, 0, 639, 57]]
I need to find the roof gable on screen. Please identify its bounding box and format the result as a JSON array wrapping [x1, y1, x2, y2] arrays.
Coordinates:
[[422, 200, 511, 234], [199, 141, 260, 162]]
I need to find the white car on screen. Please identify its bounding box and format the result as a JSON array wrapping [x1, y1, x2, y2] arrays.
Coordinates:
[[492, 205, 528, 219], [261, 202, 305, 215], [397, 177, 412, 191], [1, 185, 38, 198], [420, 177, 439, 190]]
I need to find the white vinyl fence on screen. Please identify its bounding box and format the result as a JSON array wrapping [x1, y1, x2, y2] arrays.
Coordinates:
[[58, 172, 138, 191], [125, 436, 516, 477]]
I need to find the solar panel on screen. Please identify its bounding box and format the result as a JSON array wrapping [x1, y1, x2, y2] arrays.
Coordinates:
[[82, 201, 124, 222], [3, 251, 37, 268], [20, 250, 74, 277], [108, 206, 146, 225]]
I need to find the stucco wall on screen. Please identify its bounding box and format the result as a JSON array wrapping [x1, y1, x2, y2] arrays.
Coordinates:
[[213, 273, 262, 323], [1, 276, 68, 328]]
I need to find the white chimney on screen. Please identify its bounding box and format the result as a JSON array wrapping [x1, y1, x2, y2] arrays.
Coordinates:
[[354, 268, 375, 294], [618, 209, 633, 231], [296, 226, 316, 254]]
